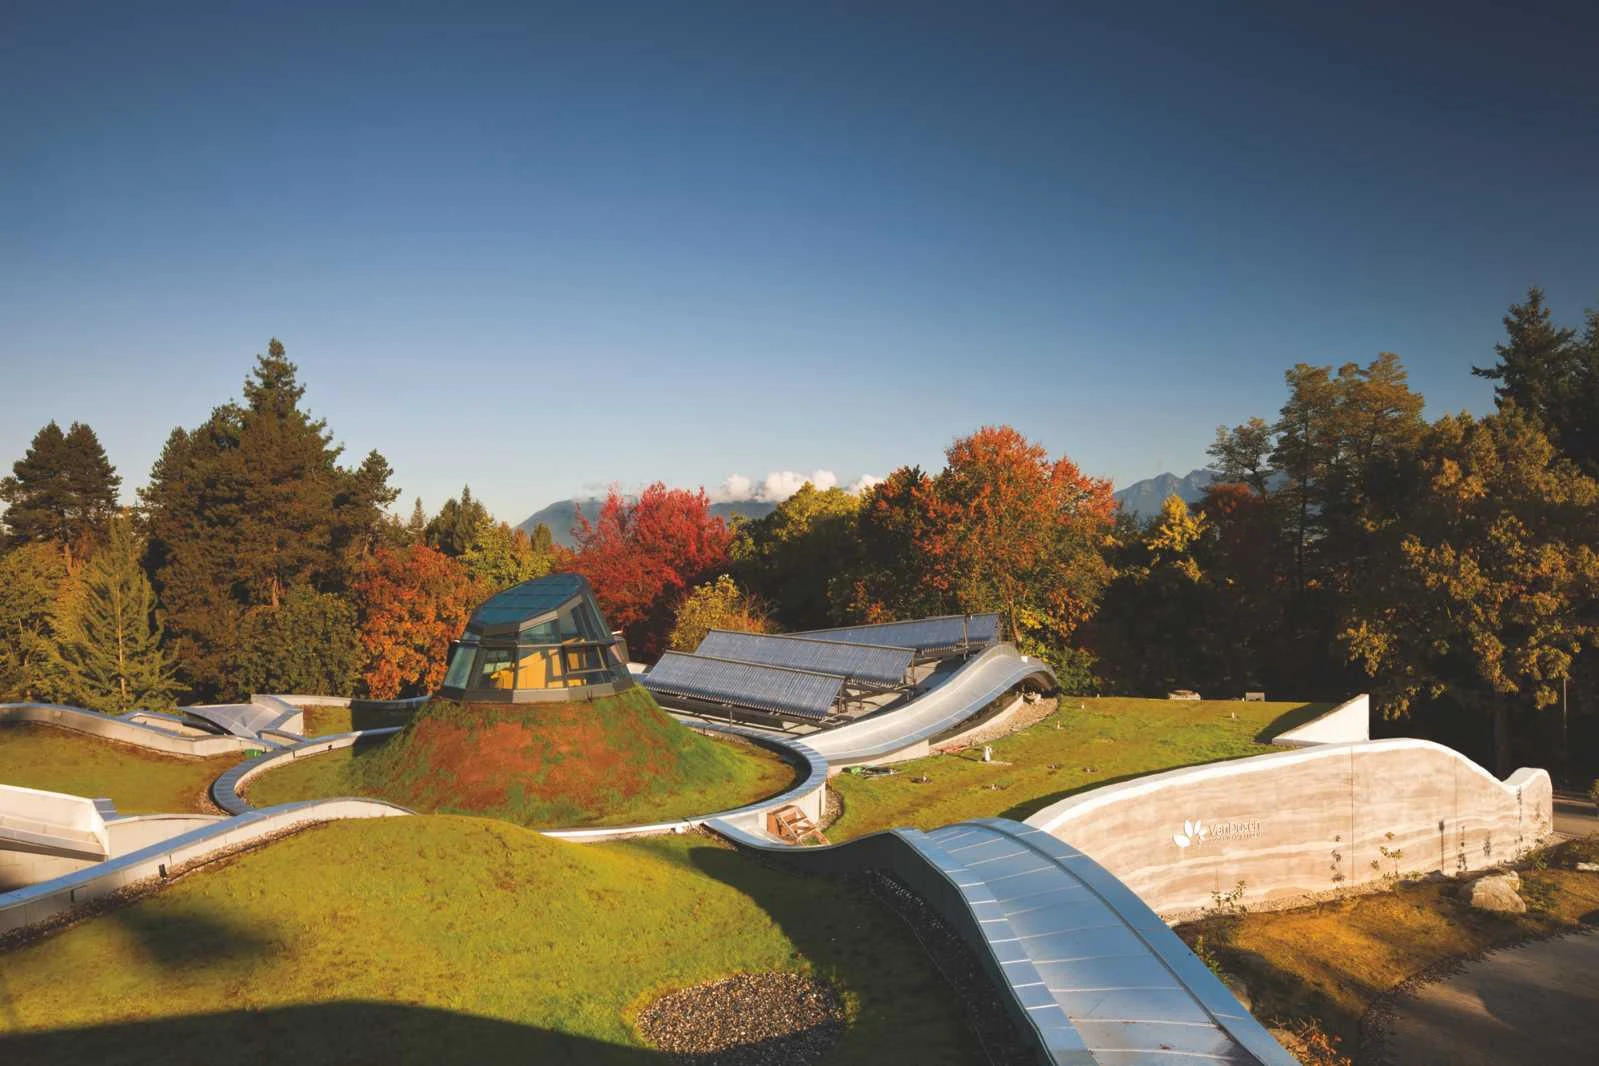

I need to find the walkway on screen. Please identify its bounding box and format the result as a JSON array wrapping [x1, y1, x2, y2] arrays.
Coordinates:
[[1380, 930, 1599, 1066]]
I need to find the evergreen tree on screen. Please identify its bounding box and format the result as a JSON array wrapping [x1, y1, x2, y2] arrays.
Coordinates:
[[0, 542, 70, 699], [48, 515, 177, 713], [1473, 287, 1578, 428], [405, 498, 429, 544], [1, 421, 121, 562], [141, 341, 398, 698], [425, 486, 489, 556]]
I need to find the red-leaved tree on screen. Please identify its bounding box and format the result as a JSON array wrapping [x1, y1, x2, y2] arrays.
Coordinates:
[[354, 544, 478, 698], [564, 484, 731, 659]]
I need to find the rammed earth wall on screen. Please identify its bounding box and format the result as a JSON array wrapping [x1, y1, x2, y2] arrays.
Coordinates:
[[1025, 739, 1553, 917]]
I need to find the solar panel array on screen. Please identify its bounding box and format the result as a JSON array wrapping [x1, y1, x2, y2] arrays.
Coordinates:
[[695, 630, 912, 689], [643, 652, 845, 721], [796, 613, 1001, 656]]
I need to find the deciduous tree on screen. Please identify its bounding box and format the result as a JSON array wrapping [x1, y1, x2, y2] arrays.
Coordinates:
[[1343, 410, 1599, 773], [667, 575, 771, 652], [734, 483, 861, 630], [354, 544, 478, 698], [921, 426, 1115, 661], [566, 484, 731, 658]]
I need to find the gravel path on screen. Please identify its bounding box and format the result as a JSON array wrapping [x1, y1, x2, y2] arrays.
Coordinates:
[[635, 972, 843, 1065]]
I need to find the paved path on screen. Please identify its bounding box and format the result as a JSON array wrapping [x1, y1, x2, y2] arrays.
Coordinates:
[[1381, 930, 1599, 1066], [1553, 791, 1599, 839]]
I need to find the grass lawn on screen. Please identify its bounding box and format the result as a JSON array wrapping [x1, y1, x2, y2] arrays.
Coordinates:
[[1175, 836, 1599, 1057], [0, 816, 982, 1065], [0, 723, 238, 814], [827, 697, 1329, 840], [300, 703, 417, 737]]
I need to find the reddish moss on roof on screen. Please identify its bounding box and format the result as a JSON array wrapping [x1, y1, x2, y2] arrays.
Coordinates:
[[251, 687, 798, 828]]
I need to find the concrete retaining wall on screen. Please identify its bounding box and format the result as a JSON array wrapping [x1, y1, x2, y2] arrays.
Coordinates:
[[1, 703, 254, 757], [0, 799, 409, 936], [1026, 739, 1553, 917]]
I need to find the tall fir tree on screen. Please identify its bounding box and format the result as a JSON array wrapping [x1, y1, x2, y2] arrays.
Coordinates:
[[425, 486, 489, 556], [48, 515, 177, 713], [141, 341, 398, 698], [0, 541, 70, 700], [1, 420, 121, 563]]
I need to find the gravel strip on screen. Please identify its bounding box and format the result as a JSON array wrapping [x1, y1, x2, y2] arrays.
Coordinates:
[[636, 971, 844, 1065]]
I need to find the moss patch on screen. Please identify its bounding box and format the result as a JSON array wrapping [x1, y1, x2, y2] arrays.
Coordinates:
[[300, 704, 417, 737], [0, 817, 980, 1065], [0, 723, 238, 814], [827, 697, 1328, 840], [248, 688, 799, 828]]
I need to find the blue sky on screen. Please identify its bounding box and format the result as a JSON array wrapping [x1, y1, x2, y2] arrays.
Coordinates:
[[3, 1, 1596, 523]]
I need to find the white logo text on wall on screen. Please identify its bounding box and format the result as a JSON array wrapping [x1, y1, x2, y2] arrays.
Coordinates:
[[1173, 818, 1263, 850]]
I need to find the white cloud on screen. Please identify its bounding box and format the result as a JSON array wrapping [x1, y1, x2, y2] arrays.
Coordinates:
[[847, 474, 883, 495], [761, 469, 837, 502], [712, 473, 754, 502], [713, 468, 873, 503]]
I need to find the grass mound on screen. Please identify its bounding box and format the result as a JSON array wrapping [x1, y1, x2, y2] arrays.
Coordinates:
[[0, 723, 238, 814], [249, 687, 799, 828], [0, 817, 980, 1064]]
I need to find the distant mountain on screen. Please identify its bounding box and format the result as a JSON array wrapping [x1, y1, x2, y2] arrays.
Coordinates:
[[517, 497, 777, 548], [1113, 469, 1215, 520]]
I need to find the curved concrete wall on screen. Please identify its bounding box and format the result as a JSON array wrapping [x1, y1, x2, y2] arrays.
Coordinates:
[[805, 643, 1056, 766], [1270, 693, 1371, 747], [0, 799, 410, 936], [0, 703, 254, 757], [1026, 739, 1553, 917]]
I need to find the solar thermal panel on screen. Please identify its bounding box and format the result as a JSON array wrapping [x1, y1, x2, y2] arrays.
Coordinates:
[[642, 652, 844, 720], [695, 630, 912, 688], [795, 613, 1001, 656]]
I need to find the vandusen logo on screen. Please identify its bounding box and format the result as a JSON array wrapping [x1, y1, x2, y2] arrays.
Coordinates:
[[1172, 819, 1207, 849]]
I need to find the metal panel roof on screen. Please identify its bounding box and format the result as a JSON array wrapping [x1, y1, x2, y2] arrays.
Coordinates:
[[468, 573, 589, 633], [795, 613, 1001, 656], [695, 630, 912, 688], [642, 652, 844, 720]]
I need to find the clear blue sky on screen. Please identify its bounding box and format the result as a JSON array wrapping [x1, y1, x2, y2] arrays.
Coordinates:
[[4, 1, 1596, 523]]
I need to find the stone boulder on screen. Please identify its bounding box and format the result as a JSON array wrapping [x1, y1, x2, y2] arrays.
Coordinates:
[[1459, 872, 1526, 913]]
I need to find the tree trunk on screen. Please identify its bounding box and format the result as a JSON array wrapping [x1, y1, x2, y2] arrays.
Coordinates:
[[1492, 703, 1511, 778]]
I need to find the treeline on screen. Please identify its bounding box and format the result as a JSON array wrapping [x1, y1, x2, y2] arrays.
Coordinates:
[[4, 290, 1596, 778], [0, 341, 558, 708]]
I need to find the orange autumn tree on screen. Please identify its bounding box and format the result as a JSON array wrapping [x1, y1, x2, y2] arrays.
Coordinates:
[[354, 544, 478, 698], [919, 426, 1115, 664]]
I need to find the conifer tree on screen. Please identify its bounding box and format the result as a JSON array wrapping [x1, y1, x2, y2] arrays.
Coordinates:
[[0, 542, 69, 699], [48, 515, 177, 713], [142, 340, 398, 698], [1, 421, 121, 562], [425, 486, 489, 556]]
